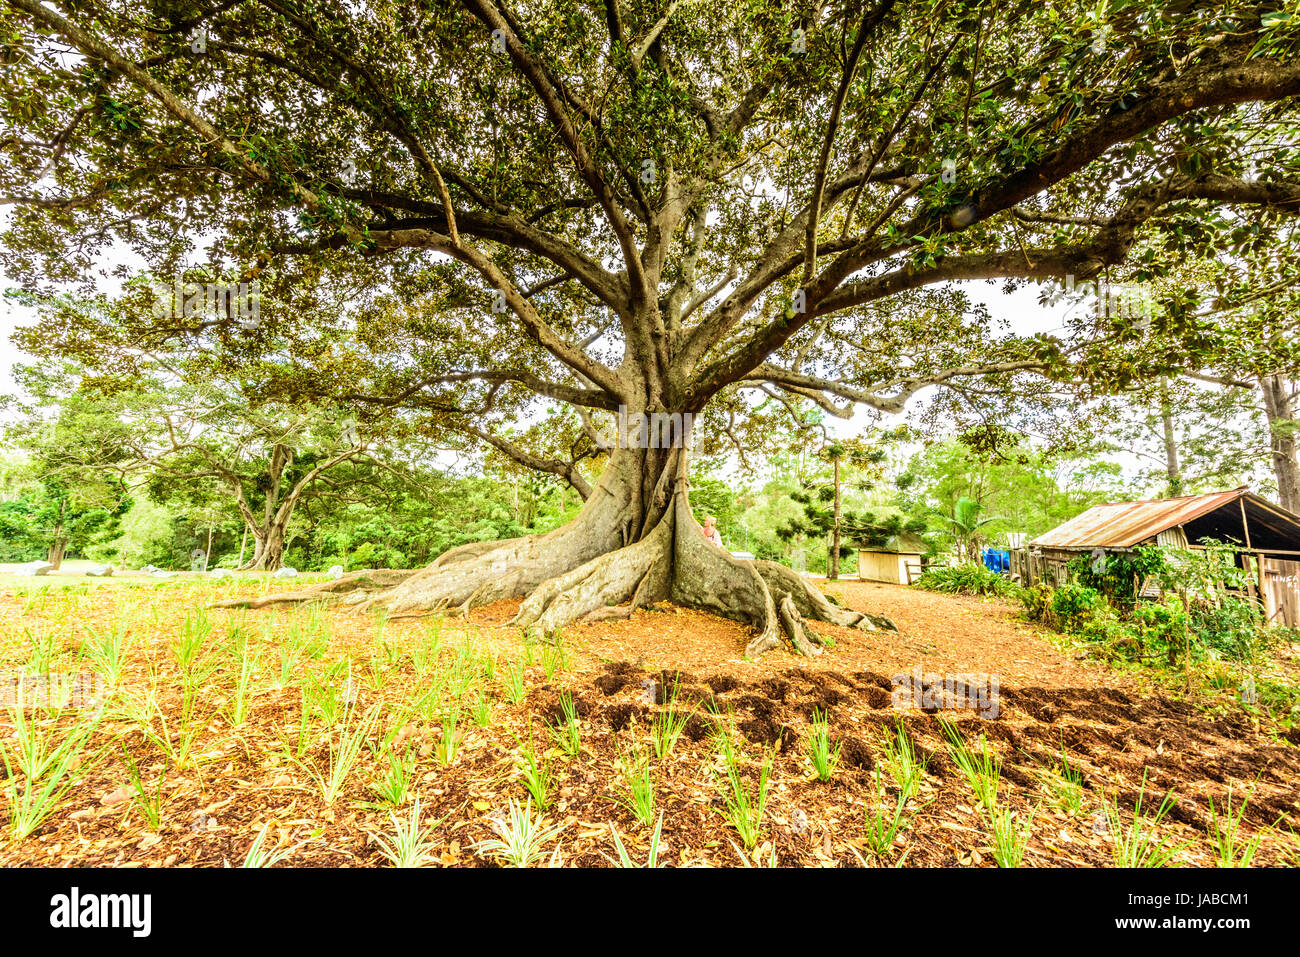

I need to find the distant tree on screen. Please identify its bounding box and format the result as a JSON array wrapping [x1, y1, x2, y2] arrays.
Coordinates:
[[1063, 221, 1300, 511], [2, 375, 131, 566], [939, 496, 1003, 563], [775, 434, 930, 579], [9, 350, 397, 571], [1106, 378, 1268, 499], [133, 392, 398, 571], [900, 432, 1120, 550]]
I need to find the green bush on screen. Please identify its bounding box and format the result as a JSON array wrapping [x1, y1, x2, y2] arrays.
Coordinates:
[[1024, 551, 1296, 722], [1076, 603, 1138, 649], [1132, 595, 1190, 664], [1189, 599, 1271, 665], [1019, 583, 1054, 623], [915, 562, 1018, 597], [1049, 583, 1103, 631], [1065, 547, 1165, 609], [1055, 589, 1273, 671], [1255, 677, 1300, 726]]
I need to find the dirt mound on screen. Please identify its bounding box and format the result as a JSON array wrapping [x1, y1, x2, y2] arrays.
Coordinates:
[[584, 657, 1300, 833]]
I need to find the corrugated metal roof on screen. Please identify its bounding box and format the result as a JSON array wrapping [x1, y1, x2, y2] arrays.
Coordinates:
[[1029, 487, 1250, 549]]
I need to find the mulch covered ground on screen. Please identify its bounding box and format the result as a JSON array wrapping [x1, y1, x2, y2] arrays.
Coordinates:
[[0, 574, 1296, 867]]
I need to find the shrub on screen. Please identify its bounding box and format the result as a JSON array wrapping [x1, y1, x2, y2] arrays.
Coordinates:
[[915, 562, 1017, 598], [1049, 583, 1103, 631], [1024, 542, 1296, 721], [1066, 547, 1165, 609], [1190, 598, 1270, 665], [1274, 626, 1300, 647], [1124, 595, 1267, 667], [1254, 678, 1300, 725], [1077, 604, 1141, 652], [1131, 594, 1190, 663], [1019, 583, 1054, 623]]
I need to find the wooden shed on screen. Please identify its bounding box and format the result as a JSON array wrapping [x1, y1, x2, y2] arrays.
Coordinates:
[[857, 534, 926, 586], [1012, 487, 1300, 627]]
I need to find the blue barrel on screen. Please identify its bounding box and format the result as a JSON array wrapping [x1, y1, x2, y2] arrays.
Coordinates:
[[983, 548, 1010, 573]]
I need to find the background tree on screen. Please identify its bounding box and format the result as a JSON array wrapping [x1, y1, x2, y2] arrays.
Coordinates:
[[2, 370, 131, 565], [777, 436, 890, 579], [1060, 217, 1300, 508], [1106, 378, 1269, 498], [939, 495, 1001, 562], [8, 343, 396, 570], [898, 431, 1122, 551]]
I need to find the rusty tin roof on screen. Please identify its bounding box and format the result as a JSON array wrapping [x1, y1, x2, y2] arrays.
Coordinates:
[[1029, 487, 1251, 549]]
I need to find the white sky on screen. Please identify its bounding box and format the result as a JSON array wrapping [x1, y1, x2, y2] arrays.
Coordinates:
[[0, 269, 1073, 398], [0, 265, 1112, 455], [2, 186, 1149, 490], [0, 296, 32, 419]]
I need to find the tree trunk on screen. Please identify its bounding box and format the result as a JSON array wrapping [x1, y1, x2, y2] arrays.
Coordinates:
[[829, 457, 842, 581], [234, 443, 294, 571], [1159, 377, 1183, 497], [217, 441, 898, 656], [241, 521, 288, 571], [47, 499, 67, 569], [1261, 374, 1300, 513]]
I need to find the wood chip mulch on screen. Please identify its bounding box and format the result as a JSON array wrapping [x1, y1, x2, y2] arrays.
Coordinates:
[[1, 575, 1296, 868]]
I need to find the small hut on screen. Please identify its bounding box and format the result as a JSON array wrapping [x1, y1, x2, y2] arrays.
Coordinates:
[[857, 533, 927, 586], [1013, 487, 1300, 626]]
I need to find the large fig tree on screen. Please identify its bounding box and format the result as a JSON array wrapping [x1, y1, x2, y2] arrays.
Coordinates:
[[3, 0, 1299, 654]]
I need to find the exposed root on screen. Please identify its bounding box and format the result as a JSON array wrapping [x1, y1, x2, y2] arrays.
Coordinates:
[[456, 568, 523, 619], [754, 561, 897, 633], [430, 538, 519, 569], [661, 496, 766, 649], [777, 593, 824, 657], [209, 470, 898, 659], [378, 486, 656, 615], [668, 493, 897, 657], [511, 517, 672, 635], [212, 568, 419, 609], [580, 565, 655, 623]]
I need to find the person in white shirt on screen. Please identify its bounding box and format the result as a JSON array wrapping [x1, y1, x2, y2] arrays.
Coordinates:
[[701, 514, 723, 548]]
